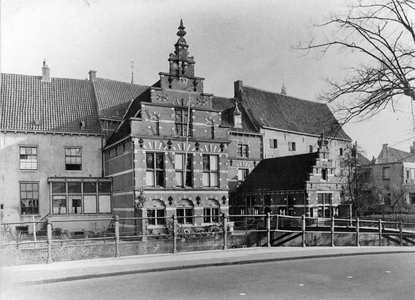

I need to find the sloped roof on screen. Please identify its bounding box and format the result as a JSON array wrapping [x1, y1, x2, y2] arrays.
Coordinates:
[[212, 96, 258, 133], [237, 152, 319, 193], [0, 73, 101, 134], [241, 86, 351, 140], [105, 87, 152, 146], [92, 78, 148, 120], [377, 146, 415, 163]]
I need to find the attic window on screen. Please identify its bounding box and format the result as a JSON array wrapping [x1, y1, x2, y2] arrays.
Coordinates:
[[80, 121, 86, 130], [33, 119, 41, 126], [322, 168, 328, 181], [288, 142, 296, 151], [234, 114, 242, 128]]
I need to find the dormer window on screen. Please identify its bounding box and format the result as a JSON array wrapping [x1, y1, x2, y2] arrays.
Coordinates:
[[233, 102, 242, 128]]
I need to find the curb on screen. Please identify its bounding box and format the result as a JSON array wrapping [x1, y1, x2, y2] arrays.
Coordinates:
[[19, 249, 415, 286]]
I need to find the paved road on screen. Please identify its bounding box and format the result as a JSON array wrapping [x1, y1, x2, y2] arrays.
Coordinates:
[[3, 252, 415, 300]]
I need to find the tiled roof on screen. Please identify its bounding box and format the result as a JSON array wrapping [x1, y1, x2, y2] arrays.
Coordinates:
[[237, 152, 319, 193], [377, 146, 415, 163], [1, 73, 101, 133], [105, 87, 152, 146], [241, 86, 351, 140], [92, 78, 148, 120], [212, 96, 258, 133]]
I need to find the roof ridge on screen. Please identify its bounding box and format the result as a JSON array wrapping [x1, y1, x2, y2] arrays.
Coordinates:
[[243, 85, 325, 105], [96, 77, 149, 87]]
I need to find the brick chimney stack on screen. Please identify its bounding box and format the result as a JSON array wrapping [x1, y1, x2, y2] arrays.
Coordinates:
[[234, 80, 243, 100], [89, 70, 97, 81], [41, 60, 50, 82]]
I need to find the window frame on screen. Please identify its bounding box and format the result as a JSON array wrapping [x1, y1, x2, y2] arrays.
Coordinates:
[[175, 153, 193, 187], [202, 154, 219, 187], [19, 146, 38, 170], [203, 207, 220, 223], [288, 142, 296, 151], [237, 168, 249, 181], [270, 139, 278, 149], [146, 152, 165, 187], [20, 182, 39, 215], [65, 147, 82, 171], [236, 144, 249, 158], [175, 108, 192, 137], [51, 181, 111, 215], [382, 167, 391, 181], [177, 200, 194, 225]]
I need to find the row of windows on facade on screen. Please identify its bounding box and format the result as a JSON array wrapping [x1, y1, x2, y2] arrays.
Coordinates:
[[136, 108, 215, 138], [20, 146, 82, 171], [20, 181, 111, 215], [146, 152, 221, 187], [269, 139, 344, 156], [146, 199, 221, 225], [241, 193, 333, 207]]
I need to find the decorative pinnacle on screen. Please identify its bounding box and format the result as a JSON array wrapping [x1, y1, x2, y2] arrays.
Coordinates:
[[177, 19, 186, 37]]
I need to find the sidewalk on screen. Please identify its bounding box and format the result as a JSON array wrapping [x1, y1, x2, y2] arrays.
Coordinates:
[[2, 246, 415, 286]]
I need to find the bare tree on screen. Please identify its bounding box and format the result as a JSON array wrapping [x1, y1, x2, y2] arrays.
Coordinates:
[[338, 143, 377, 215], [299, 0, 415, 124], [377, 182, 411, 219]]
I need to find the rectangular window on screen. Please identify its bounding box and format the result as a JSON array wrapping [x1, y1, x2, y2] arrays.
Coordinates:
[[382, 167, 390, 180], [339, 148, 343, 156], [177, 208, 193, 224], [288, 142, 296, 151], [269, 139, 278, 149], [19, 146, 38, 170], [146, 153, 165, 187], [65, 147, 82, 170], [147, 209, 165, 225], [175, 154, 193, 187], [175, 108, 192, 137], [237, 144, 249, 158], [322, 168, 328, 181], [203, 207, 220, 223], [237, 168, 249, 181], [309, 145, 313, 153], [317, 193, 332, 205], [20, 182, 39, 215], [51, 181, 111, 215], [202, 155, 219, 187]]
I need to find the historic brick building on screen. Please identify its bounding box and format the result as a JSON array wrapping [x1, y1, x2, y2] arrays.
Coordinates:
[[235, 135, 344, 218], [0, 20, 351, 235]]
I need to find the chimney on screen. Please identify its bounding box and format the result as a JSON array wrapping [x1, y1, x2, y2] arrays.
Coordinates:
[[41, 60, 50, 82], [234, 80, 243, 100], [89, 70, 97, 81], [410, 142, 415, 153]]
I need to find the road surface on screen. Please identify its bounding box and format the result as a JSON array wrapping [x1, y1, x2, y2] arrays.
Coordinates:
[[2, 253, 415, 300]]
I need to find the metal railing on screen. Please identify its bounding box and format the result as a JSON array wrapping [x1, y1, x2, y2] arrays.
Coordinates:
[[1, 213, 414, 264]]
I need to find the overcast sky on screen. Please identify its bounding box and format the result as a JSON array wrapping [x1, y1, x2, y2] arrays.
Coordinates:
[[2, 0, 414, 159]]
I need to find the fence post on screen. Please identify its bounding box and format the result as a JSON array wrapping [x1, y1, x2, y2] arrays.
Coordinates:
[[356, 218, 360, 247], [399, 221, 403, 246], [222, 213, 228, 250], [32, 215, 37, 248], [266, 212, 271, 247], [46, 218, 53, 264], [172, 215, 177, 254], [331, 216, 335, 247], [378, 219, 382, 246], [114, 215, 120, 257], [276, 214, 279, 231], [302, 215, 306, 248]]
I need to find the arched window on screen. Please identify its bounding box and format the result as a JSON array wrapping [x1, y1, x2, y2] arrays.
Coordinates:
[[177, 199, 194, 224], [147, 199, 166, 225], [204, 199, 220, 223]]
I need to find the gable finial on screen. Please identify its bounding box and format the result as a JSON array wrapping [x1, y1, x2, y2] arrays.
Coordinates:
[[177, 19, 186, 37], [281, 83, 287, 95]]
